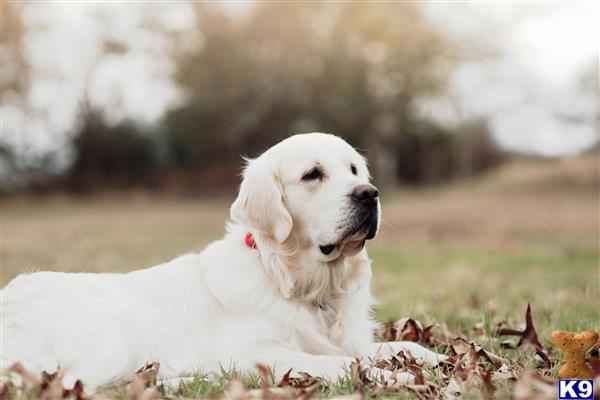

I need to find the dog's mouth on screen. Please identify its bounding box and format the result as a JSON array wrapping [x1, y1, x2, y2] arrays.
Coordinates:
[[319, 233, 365, 256], [319, 214, 378, 257]]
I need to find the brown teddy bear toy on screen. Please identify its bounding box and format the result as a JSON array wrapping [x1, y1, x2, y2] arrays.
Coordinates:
[[551, 330, 599, 379]]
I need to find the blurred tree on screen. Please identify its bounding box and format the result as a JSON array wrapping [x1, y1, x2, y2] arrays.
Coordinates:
[[0, 2, 30, 190], [66, 107, 157, 192], [571, 61, 599, 128], [0, 2, 29, 105], [165, 2, 464, 186], [2, 2, 502, 194]]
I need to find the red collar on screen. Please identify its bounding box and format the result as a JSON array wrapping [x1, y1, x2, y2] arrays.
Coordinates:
[[245, 232, 257, 250]]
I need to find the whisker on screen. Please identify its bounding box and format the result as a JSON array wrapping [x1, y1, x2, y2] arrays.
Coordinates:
[[380, 217, 397, 232]]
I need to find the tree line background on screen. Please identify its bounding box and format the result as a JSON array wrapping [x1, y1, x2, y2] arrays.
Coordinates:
[[2, 3, 517, 195]]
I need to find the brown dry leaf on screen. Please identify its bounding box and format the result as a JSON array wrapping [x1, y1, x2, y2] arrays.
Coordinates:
[[449, 338, 471, 355], [379, 318, 437, 348], [445, 376, 473, 400], [3, 363, 94, 400], [405, 361, 427, 386], [590, 356, 600, 377], [387, 349, 429, 386], [496, 303, 551, 367], [277, 369, 321, 393], [446, 343, 500, 399], [129, 375, 159, 400], [255, 363, 273, 391], [276, 368, 293, 388], [134, 361, 160, 387], [443, 378, 463, 400], [404, 383, 431, 397], [449, 337, 506, 369], [500, 339, 516, 349], [450, 346, 479, 394], [388, 351, 443, 400], [8, 362, 38, 388], [349, 359, 371, 390], [513, 371, 557, 400], [130, 362, 160, 400], [295, 380, 321, 400], [477, 349, 507, 369], [62, 380, 88, 400], [379, 320, 399, 342], [0, 381, 14, 400], [40, 370, 65, 400], [407, 384, 439, 400], [401, 319, 421, 342], [401, 318, 436, 347], [480, 368, 496, 400]]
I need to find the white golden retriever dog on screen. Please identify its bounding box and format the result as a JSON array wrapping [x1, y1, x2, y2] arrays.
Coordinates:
[[1, 133, 445, 389]]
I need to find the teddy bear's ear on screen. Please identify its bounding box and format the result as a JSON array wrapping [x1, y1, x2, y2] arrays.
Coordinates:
[[550, 331, 569, 348], [582, 330, 599, 346]]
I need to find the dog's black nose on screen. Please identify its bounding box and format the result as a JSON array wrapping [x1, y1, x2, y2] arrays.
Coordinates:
[[351, 184, 379, 206]]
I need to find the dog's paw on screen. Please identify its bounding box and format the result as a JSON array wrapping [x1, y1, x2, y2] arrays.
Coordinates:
[[371, 341, 447, 368], [367, 367, 415, 385], [396, 341, 448, 367]]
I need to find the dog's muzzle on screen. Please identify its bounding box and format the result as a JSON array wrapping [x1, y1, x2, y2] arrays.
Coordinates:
[[319, 184, 379, 256]]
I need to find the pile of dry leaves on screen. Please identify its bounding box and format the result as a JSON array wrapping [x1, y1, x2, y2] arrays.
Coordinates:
[[2, 304, 599, 400]]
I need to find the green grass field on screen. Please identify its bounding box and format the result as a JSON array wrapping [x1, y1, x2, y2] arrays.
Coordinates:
[[1, 155, 598, 398]]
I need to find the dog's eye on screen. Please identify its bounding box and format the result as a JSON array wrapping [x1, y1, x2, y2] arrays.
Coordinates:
[[351, 164, 357, 175], [302, 168, 323, 181]]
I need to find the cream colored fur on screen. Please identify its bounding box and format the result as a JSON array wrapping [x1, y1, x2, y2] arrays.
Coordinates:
[[1, 133, 445, 390]]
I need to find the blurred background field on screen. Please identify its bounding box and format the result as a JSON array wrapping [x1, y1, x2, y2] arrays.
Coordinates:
[[1, 1, 598, 337], [2, 153, 598, 337]]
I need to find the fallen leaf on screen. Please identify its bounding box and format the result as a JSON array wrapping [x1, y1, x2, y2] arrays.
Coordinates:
[[0, 381, 14, 400], [295, 380, 321, 400], [130, 362, 160, 400], [349, 359, 372, 390], [480, 368, 496, 400], [590, 356, 600, 377], [496, 303, 551, 367], [380, 318, 437, 348], [129, 375, 159, 400], [443, 377, 464, 400], [62, 380, 87, 400], [449, 337, 471, 355], [39, 370, 65, 400], [8, 362, 38, 388], [134, 361, 160, 387], [449, 337, 506, 369], [379, 320, 398, 342], [452, 346, 478, 385], [255, 364, 272, 391], [513, 371, 557, 400], [276, 368, 293, 388]]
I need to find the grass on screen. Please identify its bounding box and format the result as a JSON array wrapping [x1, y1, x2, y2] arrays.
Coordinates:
[[1, 155, 599, 398]]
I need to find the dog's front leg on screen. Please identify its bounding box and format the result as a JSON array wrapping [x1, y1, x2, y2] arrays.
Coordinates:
[[250, 347, 414, 385], [362, 341, 447, 367], [250, 347, 354, 381]]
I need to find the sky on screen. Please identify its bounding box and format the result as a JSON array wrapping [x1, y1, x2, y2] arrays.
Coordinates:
[[1, 1, 598, 163], [418, 2, 598, 156]]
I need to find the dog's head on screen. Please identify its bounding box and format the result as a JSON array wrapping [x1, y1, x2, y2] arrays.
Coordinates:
[[231, 133, 380, 263]]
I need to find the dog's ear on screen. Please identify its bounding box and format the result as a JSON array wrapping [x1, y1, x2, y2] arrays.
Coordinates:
[[230, 157, 293, 243]]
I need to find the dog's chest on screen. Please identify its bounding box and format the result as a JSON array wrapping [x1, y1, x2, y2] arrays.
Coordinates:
[[313, 301, 336, 327], [310, 300, 346, 344]]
